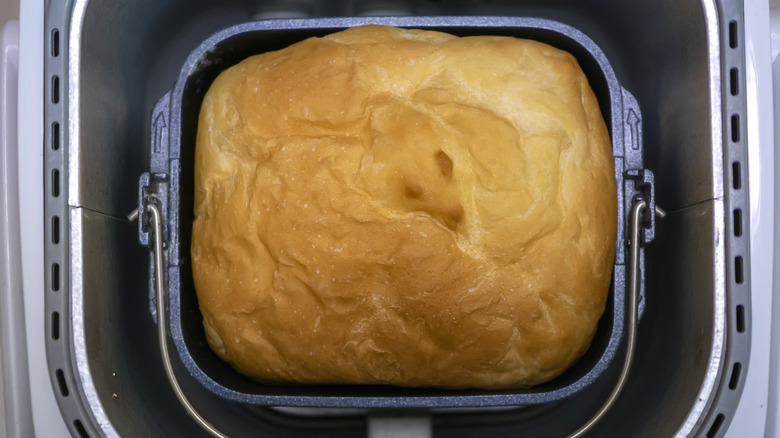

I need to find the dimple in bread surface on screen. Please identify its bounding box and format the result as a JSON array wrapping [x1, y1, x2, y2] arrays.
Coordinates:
[[191, 25, 617, 389]]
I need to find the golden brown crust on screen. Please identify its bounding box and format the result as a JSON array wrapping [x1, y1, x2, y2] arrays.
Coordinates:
[[191, 25, 617, 389]]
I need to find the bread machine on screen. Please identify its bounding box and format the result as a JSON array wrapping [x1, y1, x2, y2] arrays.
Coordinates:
[[2, 0, 778, 437]]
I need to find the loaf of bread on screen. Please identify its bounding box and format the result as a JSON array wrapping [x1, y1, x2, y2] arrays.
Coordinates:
[[191, 25, 616, 389]]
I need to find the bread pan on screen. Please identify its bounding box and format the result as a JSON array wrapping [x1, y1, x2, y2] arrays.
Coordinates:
[[133, 16, 654, 408]]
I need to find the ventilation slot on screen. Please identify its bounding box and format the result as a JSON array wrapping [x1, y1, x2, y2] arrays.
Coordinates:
[[51, 76, 60, 104], [730, 68, 738, 96], [51, 216, 60, 244], [707, 414, 725, 438], [733, 209, 742, 237], [734, 256, 744, 284], [55, 369, 69, 396], [52, 122, 60, 151], [736, 305, 745, 333], [52, 169, 60, 198], [51, 29, 60, 57], [729, 21, 738, 48], [74, 420, 90, 438], [731, 114, 740, 142], [732, 162, 741, 189], [51, 263, 60, 291], [728, 362, 742, 390], [51, 312, 60, 340]]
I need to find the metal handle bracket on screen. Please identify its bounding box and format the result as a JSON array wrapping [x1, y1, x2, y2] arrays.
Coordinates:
[[625, 169, 657, 245]]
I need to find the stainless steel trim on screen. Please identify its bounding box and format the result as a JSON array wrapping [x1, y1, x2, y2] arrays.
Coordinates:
[[67, 0, 85, 208], [70, 208, 119, 437], [706, 0, 725, 202], [68, 1, 123, 436], [674, 0, 727, 435]]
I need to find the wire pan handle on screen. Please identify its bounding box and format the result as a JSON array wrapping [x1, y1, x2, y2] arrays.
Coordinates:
[[131, 198, 660, 438], [139, 201, 228, 438], [566, 199, 655, 438]]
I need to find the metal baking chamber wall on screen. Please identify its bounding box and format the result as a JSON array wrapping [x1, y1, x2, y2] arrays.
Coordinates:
[[45, 0, 750, 437]]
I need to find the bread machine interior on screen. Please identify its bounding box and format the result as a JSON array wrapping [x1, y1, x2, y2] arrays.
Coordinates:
[[46, 0, 750, 437]]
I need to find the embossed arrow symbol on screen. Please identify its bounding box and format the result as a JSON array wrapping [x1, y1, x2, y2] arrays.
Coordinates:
[[627, 109, 639, 150], [153, 112, 167, 154]]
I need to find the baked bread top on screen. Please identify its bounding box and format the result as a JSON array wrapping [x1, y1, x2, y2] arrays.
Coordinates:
[[191, 25, 617, 389]]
